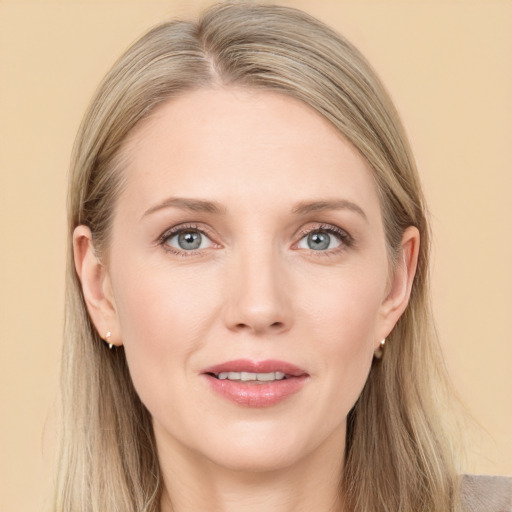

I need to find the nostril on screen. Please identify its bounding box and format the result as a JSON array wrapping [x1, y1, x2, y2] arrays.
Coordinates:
[[234, 321, 284, 331]]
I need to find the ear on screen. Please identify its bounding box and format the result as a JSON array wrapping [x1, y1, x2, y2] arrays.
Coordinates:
[[375, 226, 420, 346], [73, 225, 121, 347]]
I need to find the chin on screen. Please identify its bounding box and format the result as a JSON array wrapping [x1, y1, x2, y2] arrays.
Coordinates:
[[194, 420, 333, 474], [204, 442, 305, 474]]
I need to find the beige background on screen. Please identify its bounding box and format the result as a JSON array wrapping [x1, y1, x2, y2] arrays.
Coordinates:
[[0, 1, 510, 510]]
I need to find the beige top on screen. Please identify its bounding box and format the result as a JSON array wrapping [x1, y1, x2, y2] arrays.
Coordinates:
[[461, 475, 512, 512]]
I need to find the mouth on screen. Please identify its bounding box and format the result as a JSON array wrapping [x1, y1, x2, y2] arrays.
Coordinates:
[[201, 359, 309, 407], [207, 370, 288, 382]]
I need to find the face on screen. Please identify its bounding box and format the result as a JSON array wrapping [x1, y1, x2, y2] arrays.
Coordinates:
[[77, 87, 415, 473]]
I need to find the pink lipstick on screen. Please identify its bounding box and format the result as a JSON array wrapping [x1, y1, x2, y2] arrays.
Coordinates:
[[201, 359, 309, 407]]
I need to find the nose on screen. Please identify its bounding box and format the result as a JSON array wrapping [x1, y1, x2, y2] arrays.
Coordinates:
[[222, 246, 293, 336]]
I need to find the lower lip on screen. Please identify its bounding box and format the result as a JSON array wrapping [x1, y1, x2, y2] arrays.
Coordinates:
[[203, 375, 308, 407]]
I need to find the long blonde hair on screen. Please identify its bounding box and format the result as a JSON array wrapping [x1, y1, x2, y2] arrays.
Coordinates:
[[56, 3, 461, 510]]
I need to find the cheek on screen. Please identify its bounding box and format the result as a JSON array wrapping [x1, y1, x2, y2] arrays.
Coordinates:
[[110, 262, 220, 407], [113, 259, 218, 344], [301, 266, 385, 349], [298, 265, 385, 404]]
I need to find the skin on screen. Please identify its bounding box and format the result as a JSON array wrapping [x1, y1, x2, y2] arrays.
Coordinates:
[[74, 87, 419, 512]]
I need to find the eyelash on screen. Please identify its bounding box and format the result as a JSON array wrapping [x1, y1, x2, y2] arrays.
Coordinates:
[[158, 222, 353, 257], [158, 223, 214, 257], [295, 223, 353, 256]]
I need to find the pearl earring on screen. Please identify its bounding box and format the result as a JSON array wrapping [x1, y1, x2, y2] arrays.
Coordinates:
[[105, 331, 113, 350], [374, 338, 386, 359]]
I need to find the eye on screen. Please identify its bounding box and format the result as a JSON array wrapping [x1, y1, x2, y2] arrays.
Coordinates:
[[163, 227, 213, 252], [297, 227, 349, 251]]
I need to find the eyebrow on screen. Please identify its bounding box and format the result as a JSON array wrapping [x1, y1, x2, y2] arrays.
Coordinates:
[[142, 196, 367, 222], [291, 199, 368, 222], [142, 197, 227, 218]]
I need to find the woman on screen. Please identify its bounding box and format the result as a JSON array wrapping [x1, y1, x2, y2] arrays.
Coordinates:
[[54, 2, 507, 511]]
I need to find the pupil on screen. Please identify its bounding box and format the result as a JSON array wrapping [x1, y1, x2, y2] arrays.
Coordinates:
[[308, 232, 330, 250], [178, 231, 201, 250]]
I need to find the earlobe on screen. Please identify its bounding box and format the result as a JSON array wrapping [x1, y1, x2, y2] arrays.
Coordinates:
[[377, 226, 420, 342], [73, 225, 121, 347]]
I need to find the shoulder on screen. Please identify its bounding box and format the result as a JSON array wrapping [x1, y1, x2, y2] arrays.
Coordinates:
[[460, 474, 512, 512]]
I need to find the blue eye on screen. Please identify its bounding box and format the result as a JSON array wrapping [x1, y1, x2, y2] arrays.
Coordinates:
[[165, 229, 212, 251], [297, 229, 344, 251]]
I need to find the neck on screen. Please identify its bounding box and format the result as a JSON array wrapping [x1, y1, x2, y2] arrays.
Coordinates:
[[158, 431, 346, 512]]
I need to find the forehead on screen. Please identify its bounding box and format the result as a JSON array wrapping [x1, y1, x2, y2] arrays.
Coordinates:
[[118, 87, 381, 219]]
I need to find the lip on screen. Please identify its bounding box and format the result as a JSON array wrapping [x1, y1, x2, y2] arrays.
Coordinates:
[[201, 359, 309, 408]]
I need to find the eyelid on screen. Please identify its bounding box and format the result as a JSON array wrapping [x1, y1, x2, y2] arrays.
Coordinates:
[[158, 223, 219, 255], [157, 221, 353, 257], [294, 223, 353, 252]]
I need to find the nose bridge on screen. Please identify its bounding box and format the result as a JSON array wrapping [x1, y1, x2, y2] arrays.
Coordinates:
[[223, 237, 292, 334]]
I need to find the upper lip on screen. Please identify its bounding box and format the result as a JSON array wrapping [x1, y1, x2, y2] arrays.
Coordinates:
[[202, 359, 308, 377]]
